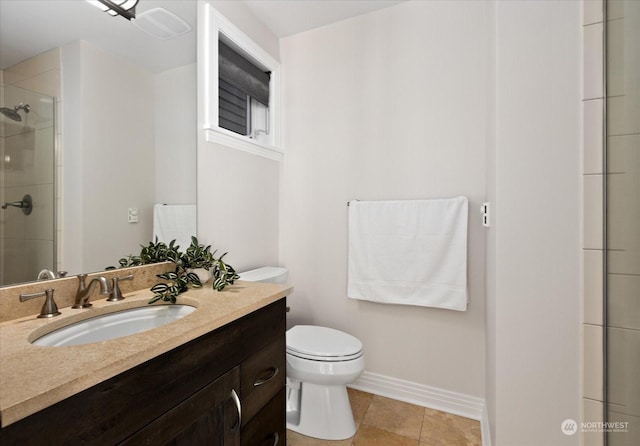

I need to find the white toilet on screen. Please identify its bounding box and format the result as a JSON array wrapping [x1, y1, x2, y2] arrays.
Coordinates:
[[238, 267, 365, 441]]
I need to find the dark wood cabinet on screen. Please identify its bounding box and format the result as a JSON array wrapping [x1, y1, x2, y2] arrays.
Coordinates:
[[0, 298, 287, 446], [240, 336, 286, 446], [241, 391, 286, 446], [118, 367, 241, 446]]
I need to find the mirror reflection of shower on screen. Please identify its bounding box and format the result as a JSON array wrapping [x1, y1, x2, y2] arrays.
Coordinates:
[[0, 103, 30, 122], [0, 84, 56, 285]]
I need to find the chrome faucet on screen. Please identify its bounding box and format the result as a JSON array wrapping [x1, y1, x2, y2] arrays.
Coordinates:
[[20, 288, 61, 318], [107, 274, 134, 302], [72, 274, 112, 309]]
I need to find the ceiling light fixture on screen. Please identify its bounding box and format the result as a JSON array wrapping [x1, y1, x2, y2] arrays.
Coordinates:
[[87, 0, 139, 21]]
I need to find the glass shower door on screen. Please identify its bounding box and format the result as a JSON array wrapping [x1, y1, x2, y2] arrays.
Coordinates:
[[605, 1, 640, 445], [0, 84, 56, 285]]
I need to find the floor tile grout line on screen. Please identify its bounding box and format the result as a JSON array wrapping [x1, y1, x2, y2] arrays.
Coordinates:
[[417, 405, 426, 444]]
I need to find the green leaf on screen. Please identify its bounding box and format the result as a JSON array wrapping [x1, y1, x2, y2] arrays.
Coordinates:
[[150, 283, 169, 293], [185, 272, 201, 284]]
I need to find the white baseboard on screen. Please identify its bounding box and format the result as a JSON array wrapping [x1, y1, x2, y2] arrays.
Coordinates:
[[349, 371, 491, 446], [480, 403, 492, 446]]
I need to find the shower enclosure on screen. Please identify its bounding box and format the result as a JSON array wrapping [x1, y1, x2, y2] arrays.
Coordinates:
[[605, 1, 640, 445], [0, 84, 56, 285]]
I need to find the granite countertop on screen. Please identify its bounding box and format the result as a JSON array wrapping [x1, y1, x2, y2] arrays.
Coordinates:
[[0, 280, 291, 428]]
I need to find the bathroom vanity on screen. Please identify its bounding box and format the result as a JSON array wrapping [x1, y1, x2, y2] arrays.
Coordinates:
[[0, 281, 289, 445]]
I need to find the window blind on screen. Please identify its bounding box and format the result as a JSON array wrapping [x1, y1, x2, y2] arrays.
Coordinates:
[[218, 40, 270, 106], [218, 40, 270, 135], [219, 78, 247, 135]]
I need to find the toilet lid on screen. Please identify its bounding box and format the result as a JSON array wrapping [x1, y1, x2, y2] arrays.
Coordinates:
[[286, 325, 363, 361]]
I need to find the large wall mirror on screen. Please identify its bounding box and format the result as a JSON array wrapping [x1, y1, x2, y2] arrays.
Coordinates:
[[0, 0, 197, 287]]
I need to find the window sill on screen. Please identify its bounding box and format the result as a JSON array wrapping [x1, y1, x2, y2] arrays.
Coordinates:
[[204, 127, 283, 161]]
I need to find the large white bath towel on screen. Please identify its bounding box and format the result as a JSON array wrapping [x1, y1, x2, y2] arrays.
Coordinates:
[[347, 197, 468, 311], [152, 204, 196, 250]]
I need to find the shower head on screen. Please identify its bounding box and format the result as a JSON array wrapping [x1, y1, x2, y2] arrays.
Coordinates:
[[0, 107, 21, 122], [0, 103, 30, 122]]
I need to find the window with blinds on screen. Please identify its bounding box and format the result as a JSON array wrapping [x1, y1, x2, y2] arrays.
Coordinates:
[[218, 40, 270, 138], [219, 78, 248, 135]]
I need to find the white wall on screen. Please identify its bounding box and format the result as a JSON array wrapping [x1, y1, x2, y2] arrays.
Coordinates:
[[197, 2, 281, 271], [62, 41, 156, 273], [279, 0, 491, 398], [212, 0, 280, 61], [196, 2, 583, 444], [487, 1, 582, 445], [197, 145, 280, 271], [155, 63, 197, 205]]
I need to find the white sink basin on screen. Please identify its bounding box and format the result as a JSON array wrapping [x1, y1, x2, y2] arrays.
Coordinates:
[[33, 305, 196, 347]]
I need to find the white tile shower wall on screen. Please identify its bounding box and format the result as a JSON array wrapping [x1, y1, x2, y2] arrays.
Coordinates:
[[584, 0, 604, 25], [605, 3, 640, 433], [584, 323, 604, 401], [0, 69, 3, 283], [584, 249, 604, 325], [3, 49, 60, 91], [583, 174, 604, 250], [582, 1, 604, 446], [0, 128, 4, 284], [2, 50, 59, 283], [583, 22, 604, 100], [584, 397, 605, 446], [608, 273, 640, 331], [584, 99, 604, 174]]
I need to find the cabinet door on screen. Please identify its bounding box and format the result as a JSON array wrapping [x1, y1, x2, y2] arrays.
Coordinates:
[[119, 367, 241, 446], [241, 391, 285, 446]]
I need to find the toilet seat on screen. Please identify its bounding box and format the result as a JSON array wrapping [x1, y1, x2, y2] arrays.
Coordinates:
[[286, 325, 363, 362]]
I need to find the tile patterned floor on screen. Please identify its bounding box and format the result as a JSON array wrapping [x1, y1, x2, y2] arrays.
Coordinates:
[[287, 389, 482, 446]]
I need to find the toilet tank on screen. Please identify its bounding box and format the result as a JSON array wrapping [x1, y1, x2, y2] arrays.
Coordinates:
[[238, 267, 288, 284]]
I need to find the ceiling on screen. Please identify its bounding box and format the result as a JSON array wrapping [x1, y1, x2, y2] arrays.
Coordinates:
[[243, 0, 405, 38], [0, 0, 404, 72], [0, 0, 197, 72]]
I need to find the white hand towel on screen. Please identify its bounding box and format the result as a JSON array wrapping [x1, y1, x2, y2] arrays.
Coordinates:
[[152, 204, 196, 250], [347, 197, 468, 311]]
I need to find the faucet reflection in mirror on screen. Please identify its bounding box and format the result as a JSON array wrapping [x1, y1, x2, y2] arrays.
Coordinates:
[[37, 269, 67, 280]]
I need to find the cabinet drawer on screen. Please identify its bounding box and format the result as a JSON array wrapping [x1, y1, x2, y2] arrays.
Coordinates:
[[241, 391, 285, 446], [119, 367, 241, 446], [240, 335, 285, 426]]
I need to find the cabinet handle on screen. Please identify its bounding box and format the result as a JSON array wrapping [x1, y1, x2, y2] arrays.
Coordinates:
[[267, 432, 280, 446], [230, 389, 241, 430], [254, 367, 279, 387]]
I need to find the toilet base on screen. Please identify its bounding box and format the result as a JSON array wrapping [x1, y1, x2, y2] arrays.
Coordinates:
[[286, 381, 356, 440]]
